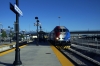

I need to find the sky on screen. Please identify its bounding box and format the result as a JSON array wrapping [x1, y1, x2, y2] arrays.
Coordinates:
[[0, 0, 100, 32]]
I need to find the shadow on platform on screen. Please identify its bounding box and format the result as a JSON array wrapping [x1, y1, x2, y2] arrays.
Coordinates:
[[27, 40, 50, 46], [0, 61, 13, 66]]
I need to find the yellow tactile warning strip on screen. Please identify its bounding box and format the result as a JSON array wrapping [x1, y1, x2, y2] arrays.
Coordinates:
[[0, 45, 26, 56], [50, 44, 74, 66]]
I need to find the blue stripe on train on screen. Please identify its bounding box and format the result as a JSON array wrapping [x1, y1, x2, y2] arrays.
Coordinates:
[[64, 32, 70, 41]]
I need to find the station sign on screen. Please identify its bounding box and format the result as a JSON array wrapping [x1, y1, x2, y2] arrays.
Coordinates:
[[10, 3, 17, 14], [14, 4, 23, 16], [10, 3, 23, 16]]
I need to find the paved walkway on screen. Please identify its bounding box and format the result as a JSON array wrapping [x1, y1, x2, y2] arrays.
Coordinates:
[[0, 41, 62, 66], [0, 41, 23, 46]]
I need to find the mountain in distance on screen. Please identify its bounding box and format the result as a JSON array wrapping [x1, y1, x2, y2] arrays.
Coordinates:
[[4, 29, 37, 34]]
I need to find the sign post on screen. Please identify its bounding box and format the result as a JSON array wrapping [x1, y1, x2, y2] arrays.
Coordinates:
[[10, 0, 23, 66]]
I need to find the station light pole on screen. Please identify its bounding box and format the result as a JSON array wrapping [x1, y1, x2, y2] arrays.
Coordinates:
[[40, 26, 42, 31], [35, 17, 39, 45], [34, 17, 41, 45]]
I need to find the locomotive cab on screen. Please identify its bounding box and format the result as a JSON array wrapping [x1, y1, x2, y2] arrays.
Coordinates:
[[48, 26, 71, 49], [54, 26, 71, 48]]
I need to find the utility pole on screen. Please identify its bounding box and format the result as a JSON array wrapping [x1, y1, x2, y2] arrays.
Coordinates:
[[58, 17, 60, 26]]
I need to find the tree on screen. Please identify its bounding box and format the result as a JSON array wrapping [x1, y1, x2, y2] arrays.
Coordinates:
[[9, 31, 14, 38], [1, 30, 7, 39], [20, 34, 24, 38]]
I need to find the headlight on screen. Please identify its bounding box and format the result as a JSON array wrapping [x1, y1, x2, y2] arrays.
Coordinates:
[[56, 37, 59, 40]]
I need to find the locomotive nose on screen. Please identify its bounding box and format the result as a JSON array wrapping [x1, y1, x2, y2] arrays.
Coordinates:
[[59, 33, 66, 41]]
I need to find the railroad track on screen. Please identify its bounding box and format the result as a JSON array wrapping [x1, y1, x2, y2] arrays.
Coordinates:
[[71, 41, 100, 48], [56, 47, 100, 66], [71, 44, 100, 55]]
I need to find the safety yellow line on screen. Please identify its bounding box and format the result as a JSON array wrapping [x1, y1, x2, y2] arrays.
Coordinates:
[[0, 45, 26, 56], [50, 44, 74, 66]]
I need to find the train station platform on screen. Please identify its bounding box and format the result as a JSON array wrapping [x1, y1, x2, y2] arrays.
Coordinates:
[[0, 41, 74, 66]]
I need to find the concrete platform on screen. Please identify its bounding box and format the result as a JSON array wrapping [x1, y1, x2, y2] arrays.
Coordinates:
[[0, 42, 13, 45], [0, 41, 62, 66]]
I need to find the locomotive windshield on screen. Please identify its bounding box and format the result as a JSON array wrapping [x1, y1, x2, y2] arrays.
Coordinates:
[[63, 29, 69, 32], [55, 29, 62, 32], [63, 29, 67, 32], [60, 29, 62, 32], [55, 28, 69, 32]]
